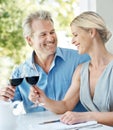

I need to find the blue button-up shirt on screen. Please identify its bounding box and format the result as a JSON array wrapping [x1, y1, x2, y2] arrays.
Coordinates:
[[12, 47, 90, 113]]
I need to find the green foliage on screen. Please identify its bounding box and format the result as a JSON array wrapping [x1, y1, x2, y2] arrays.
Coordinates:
[[0, 0, 25, 64], [54, 0, 77, 29], [0, 0, 79, 86], [0, 0, 78, 64], [36, 0, 77, 31]]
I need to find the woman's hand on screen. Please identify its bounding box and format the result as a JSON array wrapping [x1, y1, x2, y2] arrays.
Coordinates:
[[29, 85, 47, 106], [60, 111, 89, 125]]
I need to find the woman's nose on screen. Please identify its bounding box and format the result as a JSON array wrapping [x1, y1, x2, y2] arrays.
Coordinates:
[[72, 38, 76, 44]]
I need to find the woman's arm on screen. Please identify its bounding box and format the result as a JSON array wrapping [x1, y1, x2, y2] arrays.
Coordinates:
[[29, 64, 82, 114], [89, 111, 113, 126], [61, 111, 113, 126]]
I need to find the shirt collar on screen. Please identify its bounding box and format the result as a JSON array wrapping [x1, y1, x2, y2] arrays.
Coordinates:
[[27, 47, 65, 67], [55, 47, 65, 61], [25, 51, 36, 69]]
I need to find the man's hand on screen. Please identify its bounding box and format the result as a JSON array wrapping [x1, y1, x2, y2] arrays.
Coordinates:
[[0, 85, 16, 101]]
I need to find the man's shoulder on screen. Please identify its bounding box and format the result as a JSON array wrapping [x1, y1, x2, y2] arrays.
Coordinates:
[[57, 47, 90, 62], [57, 47, 78, 54], [17, 57, 32, 71], [57, 47, 89, 58]]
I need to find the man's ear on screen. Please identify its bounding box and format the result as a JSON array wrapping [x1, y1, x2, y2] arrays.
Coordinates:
[[89, 28, 97, 38], [26, 36, 32, 46]]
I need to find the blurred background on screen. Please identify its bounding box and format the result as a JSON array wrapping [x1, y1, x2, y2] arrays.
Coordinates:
[[0, 0, 113, 87], [0, 0, 80, 86]]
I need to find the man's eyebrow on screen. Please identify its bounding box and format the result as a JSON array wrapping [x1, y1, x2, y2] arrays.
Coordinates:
[[40, 29, 55, 34], [51, 29, 55, 32]]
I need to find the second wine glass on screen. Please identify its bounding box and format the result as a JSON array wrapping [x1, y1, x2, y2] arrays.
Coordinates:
[[24, 66, 44, 107], [25, 76, 39, 86]]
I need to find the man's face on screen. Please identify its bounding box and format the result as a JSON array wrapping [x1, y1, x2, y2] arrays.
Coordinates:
[[27, 20, 57, 57]]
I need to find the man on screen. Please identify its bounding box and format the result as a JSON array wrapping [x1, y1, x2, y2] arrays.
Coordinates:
[[0, 10, 90, 113]]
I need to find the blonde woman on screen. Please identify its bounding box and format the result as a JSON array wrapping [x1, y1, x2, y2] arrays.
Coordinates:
[[29, 11, 113, 126]]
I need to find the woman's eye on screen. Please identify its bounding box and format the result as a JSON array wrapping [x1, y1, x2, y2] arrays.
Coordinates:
[[74, 34, 78, 37]]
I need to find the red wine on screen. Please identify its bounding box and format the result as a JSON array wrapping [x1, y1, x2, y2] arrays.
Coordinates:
[[25, 76, 39, 85], [9, 78, 23, 86]]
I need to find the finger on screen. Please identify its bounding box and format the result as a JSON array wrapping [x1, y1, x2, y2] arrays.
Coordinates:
[[8, 85, 16, 91], [30, 86, 35, 92], [61, 112, 72, 123], [61, 112, 68, 120], [33, 86, 42, 93], [31, 97, 38, 103], [0, 95, 10, 101], [61, 115, 71, 124], [30, 87, 39, 97], [30, 95, 40, 104], [30, 92, 39, 99], [29, 90, 39, 102], [7, 87, 15, 97], [28, 93, 35, 103], [30, 86, 42, 98], [1, 87, 15, 99]]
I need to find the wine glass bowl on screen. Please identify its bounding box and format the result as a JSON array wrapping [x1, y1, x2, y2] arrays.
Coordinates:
[[9, 78, 23, 86], [25, 76, 39, 85], [9, 65, 24, 87]]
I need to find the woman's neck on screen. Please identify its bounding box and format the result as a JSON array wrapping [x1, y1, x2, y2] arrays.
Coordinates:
[[88, 42, 113, 68]]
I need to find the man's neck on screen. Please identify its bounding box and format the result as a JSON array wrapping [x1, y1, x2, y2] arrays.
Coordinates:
[[34, 54, 55, 73]]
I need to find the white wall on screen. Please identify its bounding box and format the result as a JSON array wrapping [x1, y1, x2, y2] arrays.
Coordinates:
[[96, 0, 113, 53], [79, 0, 113, 53]]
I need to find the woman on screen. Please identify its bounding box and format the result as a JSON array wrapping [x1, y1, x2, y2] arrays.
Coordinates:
[[29, 11, 113, 126]]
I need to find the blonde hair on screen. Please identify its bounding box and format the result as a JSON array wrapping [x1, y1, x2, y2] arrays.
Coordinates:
[[22, 10, 53, 38], [70, 11, 112, 43]]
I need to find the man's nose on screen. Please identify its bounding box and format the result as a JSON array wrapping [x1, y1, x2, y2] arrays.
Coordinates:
[[47, 34, 54, 41]]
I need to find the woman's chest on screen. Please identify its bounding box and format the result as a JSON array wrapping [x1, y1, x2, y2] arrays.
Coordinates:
[[89, 68, 105, 98]]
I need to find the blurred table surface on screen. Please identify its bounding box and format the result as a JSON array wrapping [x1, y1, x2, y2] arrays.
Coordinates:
[[16, 110, 113, 130]]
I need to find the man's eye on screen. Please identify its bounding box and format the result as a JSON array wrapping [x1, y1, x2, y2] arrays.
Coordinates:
[[40, 34, 46, 37], [50, 30, 55, 34], [51, 31, 55, 34]]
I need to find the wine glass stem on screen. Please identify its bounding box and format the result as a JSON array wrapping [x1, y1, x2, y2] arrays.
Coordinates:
[[31, 101, 44, 108]]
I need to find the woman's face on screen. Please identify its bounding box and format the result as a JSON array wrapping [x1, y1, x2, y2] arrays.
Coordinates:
[[71, 25, 93, 54]]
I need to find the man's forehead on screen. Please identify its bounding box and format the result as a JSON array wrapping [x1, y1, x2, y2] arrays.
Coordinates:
[[32, 19, 53, 26], [31, 20, 54, 33]]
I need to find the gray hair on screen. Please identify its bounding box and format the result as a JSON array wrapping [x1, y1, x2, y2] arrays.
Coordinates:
[[70, 11, 112, 43], [22, 10, 53, 37]]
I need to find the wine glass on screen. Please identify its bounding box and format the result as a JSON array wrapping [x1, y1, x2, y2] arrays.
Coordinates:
[[8, 65, 24, 111], [9, 65, 24, 87], [24, 66, 44, 107]]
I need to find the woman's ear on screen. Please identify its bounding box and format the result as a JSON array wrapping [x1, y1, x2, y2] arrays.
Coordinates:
[[25, 36, 32, 46], [89, 28, 97, 38]]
